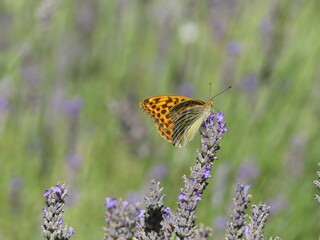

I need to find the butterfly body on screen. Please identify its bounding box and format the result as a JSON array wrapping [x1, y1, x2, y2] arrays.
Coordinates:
[[140, 95, 213, 147]]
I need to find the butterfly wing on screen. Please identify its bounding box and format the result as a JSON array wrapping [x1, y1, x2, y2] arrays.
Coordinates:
[[170, 100, 212, 147], [140, 95, 193, 142]]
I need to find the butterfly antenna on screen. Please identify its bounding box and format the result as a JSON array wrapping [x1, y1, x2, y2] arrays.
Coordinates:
[[210, 86, 232, 100], [209, 82, 212, 99]]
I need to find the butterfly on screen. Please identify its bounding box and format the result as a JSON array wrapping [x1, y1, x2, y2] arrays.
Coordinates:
[[140, 95, 213, 147]]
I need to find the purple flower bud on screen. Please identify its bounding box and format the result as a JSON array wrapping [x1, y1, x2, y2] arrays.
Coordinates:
[[67, 226, 75, 237], [135, 209, 145, 219], [216, 112, 224, 122], [104, 197, 117, 209], [43, 189, 52, 199], [240, 75, 258, 93], [163, 207, 171, 216], [66, 153, 83, 168], [64, 97, 82, 116], [227, 41, 243, 56], [205, 112, 215, 127], [53, 184, 63, 196], [195, 191, 202, 202], [0, 96, 9, 111], [178, 192, 186, 202], [202, 166, 212, 179]]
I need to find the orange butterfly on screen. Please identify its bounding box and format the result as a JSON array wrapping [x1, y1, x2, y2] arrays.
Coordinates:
[[140, 95, 213, 147]]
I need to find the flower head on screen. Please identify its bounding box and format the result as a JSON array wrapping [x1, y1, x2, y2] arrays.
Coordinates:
[[104, 197, 117, 209], [41, 183, 75, 239], [178, 192, 187, 202], [64, 97, 82, 116], [202, 166, 212, 179]]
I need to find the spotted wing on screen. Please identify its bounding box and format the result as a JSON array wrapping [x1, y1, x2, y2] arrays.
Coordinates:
[[139, 95, 193, 142]]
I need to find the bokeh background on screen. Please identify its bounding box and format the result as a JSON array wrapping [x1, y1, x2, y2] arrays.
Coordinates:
[[0, 0, 319, 239]]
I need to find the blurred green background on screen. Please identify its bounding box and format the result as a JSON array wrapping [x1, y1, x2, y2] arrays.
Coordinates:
[[0, 0, 319, 239]]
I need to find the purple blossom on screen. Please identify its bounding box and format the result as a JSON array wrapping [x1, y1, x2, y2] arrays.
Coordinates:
[[53, 184, 63, 196], [240, 75, 258, 93], [41, 183, 74, 239], [205, 112, 215, 127], [64, 97, 82, 116], [227, 41, 243, 56], [0, 96, 9, 111], [135, 209, 145, 219], [43, 189, 52, 199], [68, 226, 76, 237], [216, 112, 224, 122], [195, 191, 202, 202], [66, 153, 83, 168], [216, 112, 228, 133], [178, 192, 186, 202], [202, 166, 212, 179], [163, 207, 171, 216], [105, 197, 117, 209]]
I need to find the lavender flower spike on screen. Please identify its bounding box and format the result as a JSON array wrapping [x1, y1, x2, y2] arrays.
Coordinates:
[[41, 183, 75, 240], [175, 112, 227, 239], [226, 184, 251, 240], [104, 197, 143, 239], [135, 180, 173, 239], [246, 203, 271, 240]]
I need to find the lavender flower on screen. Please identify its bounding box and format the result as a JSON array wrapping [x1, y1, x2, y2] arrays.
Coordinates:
[[41, 183, 75, 240], [225, 184, 251, 240], [103, 112, 227, 240], [63, 97, 82, 117], [314, 162, 320, 203], [66, 153, 83, 168], [240, 75, 258, 93], [135, 180, 173, 239], [0, 96, 9, 111], [246, 203, 271, 240], [104, 197, 143, 239], [175, 112, 227, 239], [227, 41, 243, 56]]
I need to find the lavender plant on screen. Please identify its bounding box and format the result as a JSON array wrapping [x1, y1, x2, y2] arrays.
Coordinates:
[[226, 185, 252, 240], [41, 184, 75, 240], [41, 112, 282, 239], [103, 112, 226, 239]]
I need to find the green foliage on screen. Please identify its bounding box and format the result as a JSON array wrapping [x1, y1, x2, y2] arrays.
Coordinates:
[[0, 0, 319, 239]]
